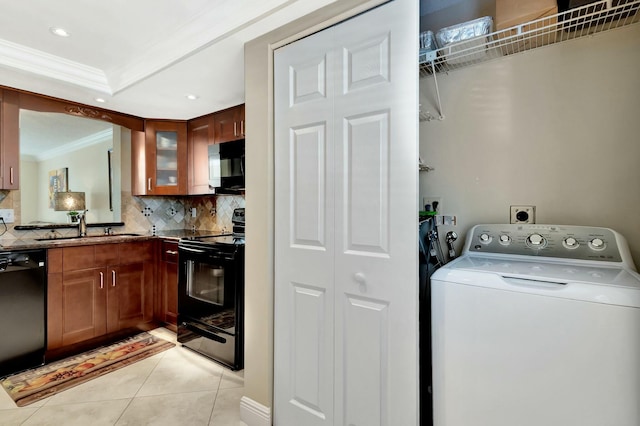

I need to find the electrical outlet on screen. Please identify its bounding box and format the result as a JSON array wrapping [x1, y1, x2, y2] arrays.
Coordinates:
[[423, 196, 442, 213], [0, 209, 15, 223], [510, 205, 536, 224]]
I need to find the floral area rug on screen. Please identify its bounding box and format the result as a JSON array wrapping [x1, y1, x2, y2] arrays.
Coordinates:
[[1, 332, 174, 407]]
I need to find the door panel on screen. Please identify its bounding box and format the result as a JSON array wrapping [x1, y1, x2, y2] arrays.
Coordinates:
[[291, 56, 327, 105], [290, 283, 329, 419], [107, 262, 151, 333], [291, 123, 327, 248], [343, 295, 389, 426], [61, 269, 106, 346], [342, 34, 390, 93], [343, 110, 390, 255]]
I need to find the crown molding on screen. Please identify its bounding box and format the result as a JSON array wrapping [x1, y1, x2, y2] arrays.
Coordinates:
[[25, 128, 114, 162], [0, 39, 111, 94], [107, 0, 295, 93]]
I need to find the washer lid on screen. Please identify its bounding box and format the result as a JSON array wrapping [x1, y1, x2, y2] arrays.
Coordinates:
[[432, 255, 640, 308]]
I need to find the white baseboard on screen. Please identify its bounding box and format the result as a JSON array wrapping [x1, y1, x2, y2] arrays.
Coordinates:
[[240, 396, 272, 426]]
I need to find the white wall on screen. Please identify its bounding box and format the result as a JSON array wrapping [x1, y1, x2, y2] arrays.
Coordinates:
[[419, 24, 640, 264], [33, 139, 114, 223], [19, 159, 38, 223]]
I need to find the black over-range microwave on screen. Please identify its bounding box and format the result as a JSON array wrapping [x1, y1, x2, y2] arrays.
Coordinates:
[[208, 139, 245, 193]]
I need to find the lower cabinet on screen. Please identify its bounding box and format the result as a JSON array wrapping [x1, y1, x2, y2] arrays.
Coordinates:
[[47, 241, 155, 350], [159, 240, 179, 331]]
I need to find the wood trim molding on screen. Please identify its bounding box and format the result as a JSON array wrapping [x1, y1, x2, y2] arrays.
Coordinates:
[[0, 85, 144, 131], [64, 105, 114, 121]]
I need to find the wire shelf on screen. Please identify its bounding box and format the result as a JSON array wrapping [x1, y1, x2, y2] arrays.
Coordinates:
[[419, 0, 640, 79]]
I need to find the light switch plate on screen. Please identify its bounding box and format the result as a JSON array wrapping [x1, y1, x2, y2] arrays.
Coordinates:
[[0, 209, 15, 223]]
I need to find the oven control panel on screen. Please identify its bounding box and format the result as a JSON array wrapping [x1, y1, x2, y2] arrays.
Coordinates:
[[464, 224, 627, 263]]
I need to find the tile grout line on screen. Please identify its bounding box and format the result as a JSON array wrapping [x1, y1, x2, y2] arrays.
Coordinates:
[[111, 346, 169, 425]]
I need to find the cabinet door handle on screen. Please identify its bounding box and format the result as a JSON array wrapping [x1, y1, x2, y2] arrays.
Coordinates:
[[112, 270, 116, 287], [166, 250, 178, 255], [241, 120, 244, 136], [99, 272, 104, 289], [9, 167, 14, 185], [148, 178, 152, 191]]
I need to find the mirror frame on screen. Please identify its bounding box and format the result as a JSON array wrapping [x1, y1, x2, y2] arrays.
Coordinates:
[[1, 86, 145, 229]]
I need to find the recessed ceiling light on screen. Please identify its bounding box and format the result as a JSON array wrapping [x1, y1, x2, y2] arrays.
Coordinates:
[[49, 27, 71, 37], [186, 94, 199, 101], [94, 98, 106, 103]]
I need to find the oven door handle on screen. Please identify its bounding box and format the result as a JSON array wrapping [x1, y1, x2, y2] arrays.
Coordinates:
[[180, 246, 207, 254], [180, 247, 235, 262], [182, 321, 228, 343]]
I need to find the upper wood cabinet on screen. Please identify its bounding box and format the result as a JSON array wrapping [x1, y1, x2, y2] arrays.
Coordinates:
[[0, 89, 20, 190], [187, 104, 245, 195], [187, 113, 215, 195], [214, 104, 245, 143], [139, 120, 188, 195]]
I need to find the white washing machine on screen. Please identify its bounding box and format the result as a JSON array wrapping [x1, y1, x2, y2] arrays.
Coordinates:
[[430, 224, 640, 426]]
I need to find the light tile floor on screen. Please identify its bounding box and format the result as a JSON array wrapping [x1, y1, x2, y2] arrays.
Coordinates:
[[0, 328, 248, 426]]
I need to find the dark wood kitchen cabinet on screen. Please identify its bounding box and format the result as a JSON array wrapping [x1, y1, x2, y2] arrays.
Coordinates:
[[158, 240, 179, 331], [135, 120, 188, 195], [47, 241, 155, 350], [0, 89, 20, 190], [214, 104, 245, 143], [187, 113, 215, 194]]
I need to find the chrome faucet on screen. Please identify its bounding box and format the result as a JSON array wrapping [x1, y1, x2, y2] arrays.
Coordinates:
[[78, 213, 87, 237]]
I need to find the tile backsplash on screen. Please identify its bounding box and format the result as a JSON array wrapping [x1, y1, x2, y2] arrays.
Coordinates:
[[122, 192, 245, 235], [0, 189, 244, 241]]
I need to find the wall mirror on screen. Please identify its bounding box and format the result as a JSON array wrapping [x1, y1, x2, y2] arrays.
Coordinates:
[[19, 110, 125, 225]]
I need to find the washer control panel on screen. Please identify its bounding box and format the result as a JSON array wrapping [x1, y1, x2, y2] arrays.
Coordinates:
[[466, 224, 623, 262]]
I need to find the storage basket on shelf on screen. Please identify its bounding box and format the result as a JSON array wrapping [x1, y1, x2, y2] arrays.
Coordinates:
[[435, 16, 493, 65]]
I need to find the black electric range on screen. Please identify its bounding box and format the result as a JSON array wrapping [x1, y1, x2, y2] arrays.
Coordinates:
[[176, 208, 245, 370]]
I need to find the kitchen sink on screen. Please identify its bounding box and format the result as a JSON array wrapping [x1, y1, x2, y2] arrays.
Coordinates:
[[35, 233, 141, 241]]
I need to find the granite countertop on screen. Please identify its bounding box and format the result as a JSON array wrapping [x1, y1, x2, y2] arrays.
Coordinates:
[[0, 229, 223, 250], [0, 234, 157, 250]]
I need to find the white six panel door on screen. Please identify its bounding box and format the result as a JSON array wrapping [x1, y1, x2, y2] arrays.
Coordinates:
[[274, 1, 418, 425]]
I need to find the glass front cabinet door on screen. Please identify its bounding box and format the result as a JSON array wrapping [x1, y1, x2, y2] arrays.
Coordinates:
[[144, 120, 187, 195]]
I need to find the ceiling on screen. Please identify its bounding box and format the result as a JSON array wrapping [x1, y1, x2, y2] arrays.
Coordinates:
[[0, 0, 336, 120], [20, 109, 113, 161]]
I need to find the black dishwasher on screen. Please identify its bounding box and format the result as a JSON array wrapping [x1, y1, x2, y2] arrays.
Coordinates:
[[0, 249, 46, 377]]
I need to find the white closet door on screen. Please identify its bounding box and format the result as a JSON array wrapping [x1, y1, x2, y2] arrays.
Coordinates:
[[274, 24, 336, 426], [331, 2, 418, 425], [275, 0, 418, 424]]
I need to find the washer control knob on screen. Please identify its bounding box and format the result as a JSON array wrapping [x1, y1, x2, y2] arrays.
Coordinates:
[[527, 233, 545, 247], [589, 238, 606, 251], [563, 237, 579, 249], [499, 235, 511, 245], [479, 233, 492, 244]]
